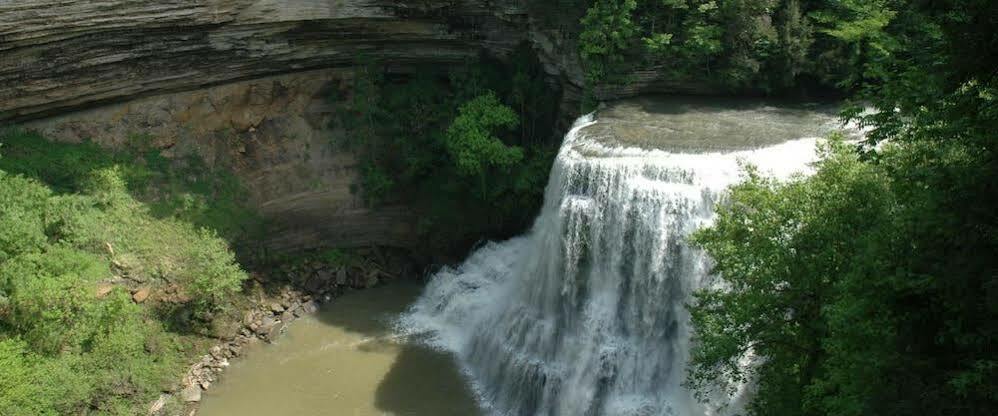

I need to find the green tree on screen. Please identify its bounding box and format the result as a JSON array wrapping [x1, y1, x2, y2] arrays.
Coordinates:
[[686, 1, 998, 414], [182, 228, 247, 318], [579, 0, 639, 83], [688, 140, 896, 415], [444, 92, 522, 179]]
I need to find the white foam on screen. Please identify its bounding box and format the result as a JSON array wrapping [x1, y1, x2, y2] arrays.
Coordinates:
[[398, 110, 832, 416]]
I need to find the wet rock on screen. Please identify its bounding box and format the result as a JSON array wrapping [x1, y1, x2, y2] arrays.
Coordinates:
[[364, 271, 379, 288], [304, 275, 324, 294], [265, 321, 286, 342], [336, 268, 348, 285], [242, 310, 256, 326], [181, 384, 202, 402], [270, 302, 285, 313], [209, 346, 223, 360], [256, 316, 276, 337], [280, 310, 294, 322], [302, 301, 319, 314]]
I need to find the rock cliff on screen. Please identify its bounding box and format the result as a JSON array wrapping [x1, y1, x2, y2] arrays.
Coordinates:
[[1, 0, 547, 121], [21, 69, 421, 252], [0, 0, 622, 253]]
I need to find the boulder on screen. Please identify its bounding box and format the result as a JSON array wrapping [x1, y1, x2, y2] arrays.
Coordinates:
[[180, 385, 202, 403], [132, 287, 151, 303], [255, 316, 277, 337], [95, 283, 114, 298], [302, 301, 319, 314], [265, 321, 286, 342], [364, 271, 380, 288]]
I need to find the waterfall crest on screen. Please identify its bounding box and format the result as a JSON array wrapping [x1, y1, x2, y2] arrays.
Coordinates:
[[400, 102, 839, 416]]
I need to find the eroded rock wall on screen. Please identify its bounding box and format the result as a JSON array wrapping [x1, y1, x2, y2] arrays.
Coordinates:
[[0, 0, 535, 121], [23, 69, 418, 252], [0, 0, 593, 253]]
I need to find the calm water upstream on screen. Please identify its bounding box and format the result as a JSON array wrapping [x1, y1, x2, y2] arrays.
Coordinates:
[[199, 280, 482, 416]]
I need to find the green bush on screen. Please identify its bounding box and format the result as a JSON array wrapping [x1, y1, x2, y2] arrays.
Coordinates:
[[0, 339, 64, 416], [0, 205, 46, 262], [576, 0, 894, 93], [182, 228, 247, 317], [0, 132, 247, 412], [77, 292, 181, 415], [0, 248, 107, 354], [0, 128, 260, 242]]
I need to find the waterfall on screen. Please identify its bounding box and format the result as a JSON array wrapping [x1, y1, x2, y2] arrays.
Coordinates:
[[399, 106, 833, 416]]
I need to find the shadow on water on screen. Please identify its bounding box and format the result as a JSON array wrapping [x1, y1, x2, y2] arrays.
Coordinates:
[[372, 343, 483, 415], [199, 280, 482, 416], [311, 281, 484, 416]]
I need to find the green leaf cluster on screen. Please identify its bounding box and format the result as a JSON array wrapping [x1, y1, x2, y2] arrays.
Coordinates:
[[686, 1, 998, 414], [444, 92, 522, 178]]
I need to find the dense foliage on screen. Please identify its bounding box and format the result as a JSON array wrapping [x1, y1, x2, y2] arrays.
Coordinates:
[[332, 45, 561, 253], [577, 0, 901, 94], [687, 1, 998, 415], [0, 131, 260, 243], [0, 129, 250, 414]]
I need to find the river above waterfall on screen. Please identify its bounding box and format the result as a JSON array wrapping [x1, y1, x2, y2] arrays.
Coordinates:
[[198, 281, 482, 416]]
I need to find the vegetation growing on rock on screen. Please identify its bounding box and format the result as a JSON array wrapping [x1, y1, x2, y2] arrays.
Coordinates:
[[0, 128, 250, 415], [331, 45, 562, 253]]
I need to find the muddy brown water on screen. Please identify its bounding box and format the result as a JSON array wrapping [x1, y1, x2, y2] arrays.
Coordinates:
[[199, 281, 482, 416]]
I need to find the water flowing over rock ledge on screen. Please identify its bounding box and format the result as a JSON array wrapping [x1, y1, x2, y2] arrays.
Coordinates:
[[400, 100, 848, 416]]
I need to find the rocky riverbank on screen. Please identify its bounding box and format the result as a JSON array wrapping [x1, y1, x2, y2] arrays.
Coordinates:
[[149, 247, 416, 416]]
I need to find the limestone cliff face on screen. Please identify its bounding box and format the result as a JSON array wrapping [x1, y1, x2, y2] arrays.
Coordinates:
[[0, 0, 591, 253], [22, 70, 421, 253], [0, 0, 542, 121]]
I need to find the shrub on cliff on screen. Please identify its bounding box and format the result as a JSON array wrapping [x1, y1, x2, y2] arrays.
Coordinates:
[[0, 130, 250, 413], [0, 128, 260, 242]]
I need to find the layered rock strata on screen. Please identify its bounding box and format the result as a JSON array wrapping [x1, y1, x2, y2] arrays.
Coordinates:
[[1, 0, 537, 121]]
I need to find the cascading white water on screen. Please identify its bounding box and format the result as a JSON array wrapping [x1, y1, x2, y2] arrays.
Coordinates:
[[400, 101, 840, 416]]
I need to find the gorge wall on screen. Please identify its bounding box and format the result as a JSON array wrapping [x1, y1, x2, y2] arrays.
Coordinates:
[[0, 0, 575, 122], [0, 0, 700, 254], [20, 69, 420, 253]]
